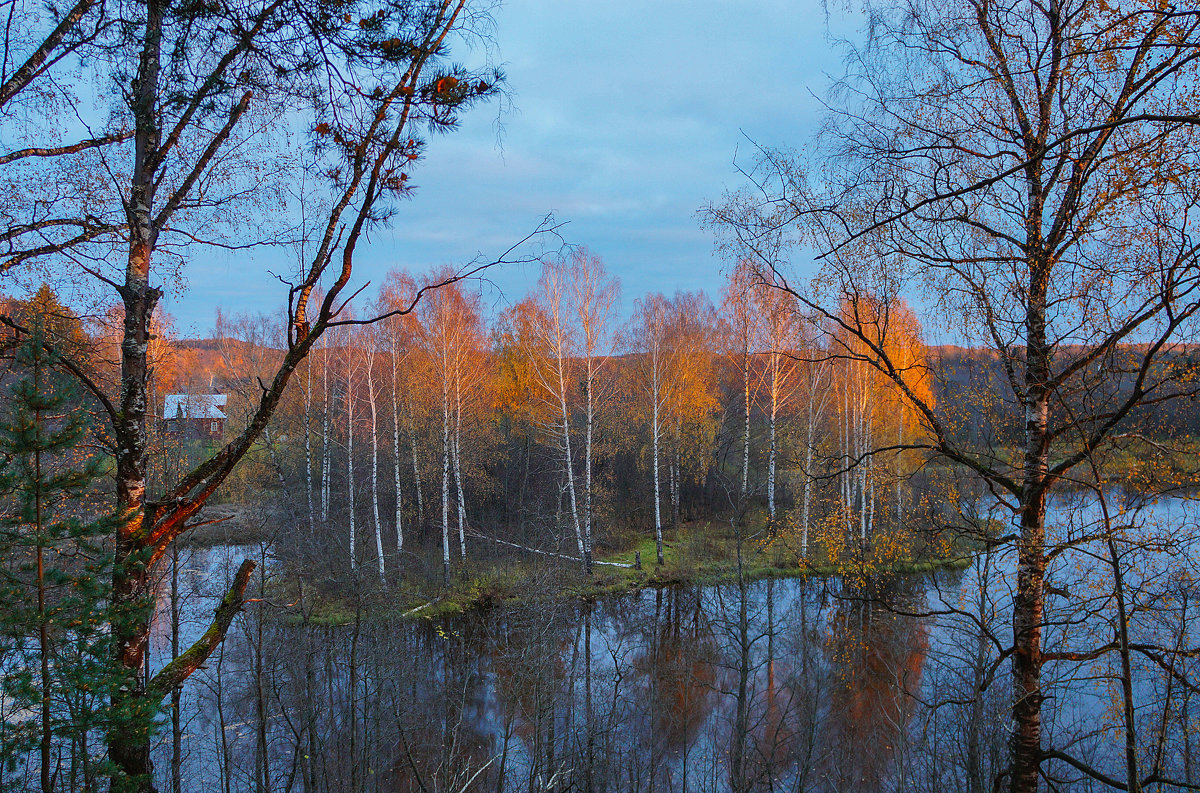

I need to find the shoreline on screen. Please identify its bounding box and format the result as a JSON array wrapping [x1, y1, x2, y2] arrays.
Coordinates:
[[278, 547, 974, 627]]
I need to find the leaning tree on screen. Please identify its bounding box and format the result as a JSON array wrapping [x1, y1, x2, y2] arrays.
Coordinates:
[[1, 0, 552, 787], [708, 0, 1200, 790]]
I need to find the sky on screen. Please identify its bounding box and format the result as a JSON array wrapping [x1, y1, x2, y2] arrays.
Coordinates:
[[161, 0, 855, 335]]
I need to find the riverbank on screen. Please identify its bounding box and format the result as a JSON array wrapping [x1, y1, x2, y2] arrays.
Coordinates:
[[279, 516, 973, 626]]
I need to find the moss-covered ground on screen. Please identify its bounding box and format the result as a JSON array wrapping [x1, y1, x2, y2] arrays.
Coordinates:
[[276, 509, 972, 626]]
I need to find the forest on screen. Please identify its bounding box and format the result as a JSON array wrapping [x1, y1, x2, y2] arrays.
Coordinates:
[[110, 256, 942, 586], [3, 0, 1200, 790]]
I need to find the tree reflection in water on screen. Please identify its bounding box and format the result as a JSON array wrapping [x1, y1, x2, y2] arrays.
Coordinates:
[[155, 570, 955, 793]]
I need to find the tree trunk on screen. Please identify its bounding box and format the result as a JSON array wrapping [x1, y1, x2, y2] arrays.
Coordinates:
[[582, 362, 594, 574], [453, 369, 467, 560], [441, 393, 451, 586], [840, 373, 851, 536], [36, 432, 51, 793], [1108, 532, 1141, 793], [321, 337, 331, 524], [169, 545, 182, 793], [347, 346, 357, 571], [407, 399, 423, 529], [558, 383, 584, 560], [110, 18, 165, 769], [652, 372, 664, 566], [252, 560, 271, 793], [366, 339, 384, 580], [390, 341, 403, 555], [216, 644, 231, 793], [304, 353, 314, 529], [742, 351, 751, 497], [767, 350, 778, 521], [1010, 484, 1046, 793], [801, 398, 815, 558], [1010, 268, 1050, 793]]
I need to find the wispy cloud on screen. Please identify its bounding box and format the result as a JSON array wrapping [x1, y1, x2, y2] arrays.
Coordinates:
[[167, 0, 848, 329]]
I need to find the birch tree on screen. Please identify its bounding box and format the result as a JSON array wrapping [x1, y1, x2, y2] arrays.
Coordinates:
[[627, 291, 719, 560], [751, 276, 804, 522], [303, 335, 316, 530], [569, 250, 619, 574], [794, 318, 831, 558], [524, 261, 586, 564], [4, 0, 523, 780], [707, 0, 1200, 787], [823, 297, 931, 545], [362, 323, 385, 580], [380, 272, 421, 556], [628, 293, 671, 565], [660, 292, 719, 533], [320, 329, 332, 525], [341, 324, 359, 571], [416, 273, 485, 584], [719, 261, 760, 499]]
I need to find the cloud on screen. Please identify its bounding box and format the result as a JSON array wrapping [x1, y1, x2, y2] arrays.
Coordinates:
[[167, 0, 847, 329]]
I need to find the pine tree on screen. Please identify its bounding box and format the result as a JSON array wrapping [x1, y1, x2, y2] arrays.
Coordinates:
[[0, 324, 119, 792]]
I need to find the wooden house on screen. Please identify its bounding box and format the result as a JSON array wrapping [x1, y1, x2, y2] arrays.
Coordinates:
[[162, 393, 227, 439]]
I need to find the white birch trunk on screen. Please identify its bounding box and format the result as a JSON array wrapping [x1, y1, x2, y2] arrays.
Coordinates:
[[583, 360, 594, 572], [441, 392, 451, 586], [407, 401, 424, 528], [742, 352, 751, 497], [366, 339, 384, 580], [841, 372, 850, 535], [801, 416, 814, 558], [347, 351, 356, 571], [858, 378, 871, 543], [304, 352, 314, 529], [391, 343, 403, 553], [867, 453, 876, 540], [321, 336, 330, 523], [800, 363, 828, 558], [559, 384, 584, 558], [652, 367, 664, 565], [453, 368, 467, 560], [859, 377, 867, 543], [767, 351, 779, 520]]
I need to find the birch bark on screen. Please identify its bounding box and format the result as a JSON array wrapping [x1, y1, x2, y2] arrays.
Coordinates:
[[365, 330, 384, 579], [390, 332, 403, 553], [345, 330, 357, 570]]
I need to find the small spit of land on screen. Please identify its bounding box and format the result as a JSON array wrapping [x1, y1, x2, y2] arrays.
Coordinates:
[[182, 504, 971, 625]]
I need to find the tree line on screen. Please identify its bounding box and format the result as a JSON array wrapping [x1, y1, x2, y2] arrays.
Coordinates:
[[141, 251, 937, 590], [0, 266, 942, 790]]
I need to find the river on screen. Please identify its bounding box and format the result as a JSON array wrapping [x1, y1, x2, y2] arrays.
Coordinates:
[[148, 494, 1200, 792]]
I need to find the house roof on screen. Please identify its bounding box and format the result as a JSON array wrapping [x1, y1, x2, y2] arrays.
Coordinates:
[[163, 394, 227, 420]]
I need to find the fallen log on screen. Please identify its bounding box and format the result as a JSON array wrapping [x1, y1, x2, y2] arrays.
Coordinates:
[[478, 534, 636, 569]]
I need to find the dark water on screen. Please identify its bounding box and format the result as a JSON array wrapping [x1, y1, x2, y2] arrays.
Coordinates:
[[152, 556, 980, 793], [152, 496, 1200, 793]]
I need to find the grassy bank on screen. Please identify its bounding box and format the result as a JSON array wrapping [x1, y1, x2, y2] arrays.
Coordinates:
[[280, 513, 972, 626]]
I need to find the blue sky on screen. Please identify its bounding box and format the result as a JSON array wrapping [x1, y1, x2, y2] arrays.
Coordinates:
[[163, 0, 853, 335]]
